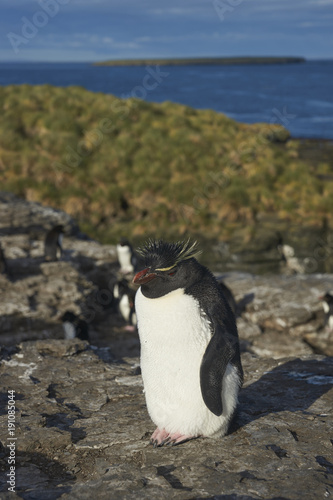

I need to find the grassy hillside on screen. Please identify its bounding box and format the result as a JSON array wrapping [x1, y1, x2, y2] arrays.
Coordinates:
[[0, 84, 331, 244]]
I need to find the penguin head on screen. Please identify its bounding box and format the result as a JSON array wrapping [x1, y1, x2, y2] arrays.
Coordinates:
[[119, 237, 132, 248], [133, 239, 202, 298], [52, 225, 64, 234], [320, 292, 333, 306], [324, 292, 333, 303], [61, 311, 77, 323]]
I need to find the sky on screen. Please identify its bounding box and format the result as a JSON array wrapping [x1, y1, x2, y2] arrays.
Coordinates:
[[0, 0, 332, 62]]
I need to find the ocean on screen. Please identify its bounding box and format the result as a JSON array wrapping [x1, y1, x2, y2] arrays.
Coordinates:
[[0, 60, 332, 140]]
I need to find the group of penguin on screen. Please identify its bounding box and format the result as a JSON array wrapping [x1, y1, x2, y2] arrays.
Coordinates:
[[1, 228, 333, 445], [1, 228, 333, 340], [48, 230, 140, 341]]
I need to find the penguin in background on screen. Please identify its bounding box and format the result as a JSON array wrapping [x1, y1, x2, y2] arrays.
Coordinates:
[[113, 278, 137, 330], [44, 225, 64, 262], [61, 311, 90, 342], [278, 242, 307, 274], [116, 238, 138, 274], [0, 243, 9, 276], [320, 292, 333, 331], [133, 239, 243, 447]]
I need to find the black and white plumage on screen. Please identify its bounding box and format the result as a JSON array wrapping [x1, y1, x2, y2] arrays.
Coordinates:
[[116, 238, 137, 274], [61, 311, 90, 342], [113, 278, 137, 329], [278, 244, 306, 274], [44, 225, 64, 262], [217, 279, 237, 316], [133, 239, 243, 446], [321, 292, 333, 331], [0, 244, 9, 275]]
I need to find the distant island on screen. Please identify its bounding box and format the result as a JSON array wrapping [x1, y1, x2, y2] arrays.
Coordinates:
[[93, 56, 306, 67]]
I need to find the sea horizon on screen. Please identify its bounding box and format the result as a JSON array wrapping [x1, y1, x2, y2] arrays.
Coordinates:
[[1, 59, 332, 140]]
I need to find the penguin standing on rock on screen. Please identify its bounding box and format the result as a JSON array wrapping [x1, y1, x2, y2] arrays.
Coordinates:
[[116, 238, 137, 274], [61, 311, 90, 342], [133, 239, 243, 447], [320, 292, 333, 331], [113, 278, 137, 330], [0, 244, 9, 275], [44, 225, 64, 262]]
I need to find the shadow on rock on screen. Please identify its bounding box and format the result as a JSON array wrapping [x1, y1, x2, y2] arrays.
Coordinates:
[[41, 412, 87, 444], [0, 449, 74, 499], [235, 357, 333, 429]]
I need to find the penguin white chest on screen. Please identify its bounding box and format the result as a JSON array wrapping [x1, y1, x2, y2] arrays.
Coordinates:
[[328, 314, 333, 330], [322, 301, 329, 314], [63, 322, 76, 340], [117, 245, 133, 273], [135, 287, 214, 435]]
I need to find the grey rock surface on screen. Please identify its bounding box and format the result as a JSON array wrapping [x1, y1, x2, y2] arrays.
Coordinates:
[[0, 191, 79, 237], [0, 340, 332, 499], [222, 273, 333, 357], [1, 192, 332, 358], [1, 194, 333, 498]]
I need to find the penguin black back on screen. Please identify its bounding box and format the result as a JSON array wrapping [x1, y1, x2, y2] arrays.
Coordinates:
[[217, 279, 237, 316], [134, 239, 243, 445], [0, 244, 9, 276], [45, 225, 64, 262]]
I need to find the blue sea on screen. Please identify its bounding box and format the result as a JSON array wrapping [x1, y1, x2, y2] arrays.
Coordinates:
[[0, 60, 332, 139]]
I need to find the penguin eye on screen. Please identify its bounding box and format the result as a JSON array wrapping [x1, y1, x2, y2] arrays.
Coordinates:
[[168, 269, 177, 276]]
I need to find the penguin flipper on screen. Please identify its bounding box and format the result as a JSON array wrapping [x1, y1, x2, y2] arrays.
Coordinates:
[[200, 324, 235, 417]]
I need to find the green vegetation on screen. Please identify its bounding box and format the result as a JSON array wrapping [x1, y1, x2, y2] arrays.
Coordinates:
[[0, 84, 331, 244], [94, 56, 306, 67]]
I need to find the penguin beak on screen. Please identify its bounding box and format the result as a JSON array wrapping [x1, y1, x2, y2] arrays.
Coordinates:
[[133, 268, 157, 285]]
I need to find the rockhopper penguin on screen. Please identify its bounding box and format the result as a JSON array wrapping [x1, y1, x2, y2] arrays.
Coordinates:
[[133, 239, 243, 447], [44, 225, 64, 262], [321, 292, 333, 331], [117, 238, 137, 274], [61, 311, 90, 342], [0, 243, 9, 275], [113, 278, 137, 330]]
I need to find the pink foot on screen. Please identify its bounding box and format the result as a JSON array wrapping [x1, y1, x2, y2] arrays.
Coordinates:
[[166, 432, 195, 446], [150, 428, 170, 447], [150, 428, 195, 447], [124, 325, 136, 332]]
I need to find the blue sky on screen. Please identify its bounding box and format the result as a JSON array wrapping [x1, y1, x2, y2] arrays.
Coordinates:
[[0, 0, 332, 62]]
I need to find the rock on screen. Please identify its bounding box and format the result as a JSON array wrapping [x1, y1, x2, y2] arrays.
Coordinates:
[[0, 340, 332, 499], [304, 328, 333, 356], [223, 273, 333, 357], [1, 192, 332, 357], [1, 193, 333, 497], [0, 191, 80, 237]]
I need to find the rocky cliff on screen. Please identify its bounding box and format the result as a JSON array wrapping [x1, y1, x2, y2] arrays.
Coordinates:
[[0, 192, 332, 499]]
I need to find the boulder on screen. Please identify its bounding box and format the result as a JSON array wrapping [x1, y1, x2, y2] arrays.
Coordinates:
[[0, 193, 333, 498], [0, 340, 332, 499]]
